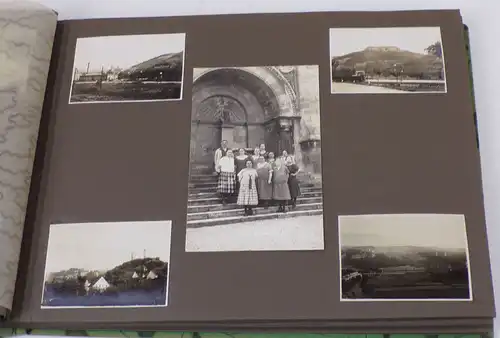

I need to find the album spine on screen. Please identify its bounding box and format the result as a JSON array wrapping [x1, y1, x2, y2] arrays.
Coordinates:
[[0, 0, 57, 320], [463, 24, 479, 149]]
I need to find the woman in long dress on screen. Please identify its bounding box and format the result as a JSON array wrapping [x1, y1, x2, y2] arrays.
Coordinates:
[[285, 156, 301, 209], [237, 159, 259, 216], [251, 148, 261, 168], [256, 156, 273, 208], [272, 158, 291, 213], [216, 149, 236, 204], [235, 148, 251, 193]]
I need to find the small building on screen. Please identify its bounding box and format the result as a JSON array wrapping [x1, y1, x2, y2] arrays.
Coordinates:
[[77, 72, 107, 82], [364, 46, 400, 52], [92, 276, 110, 291]]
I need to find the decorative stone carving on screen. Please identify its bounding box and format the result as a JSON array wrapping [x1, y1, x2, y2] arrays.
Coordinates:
[[195, 96, 246, 123], [277, 66, 295, 73], [278, 118, 293, 132], [265, 66, 299, 114]]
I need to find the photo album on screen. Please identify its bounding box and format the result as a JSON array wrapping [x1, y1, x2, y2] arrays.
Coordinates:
[[0, 0, 495, 335]]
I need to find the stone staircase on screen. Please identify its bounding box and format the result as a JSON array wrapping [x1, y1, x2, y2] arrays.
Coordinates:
[[186, 170, 323, 228]]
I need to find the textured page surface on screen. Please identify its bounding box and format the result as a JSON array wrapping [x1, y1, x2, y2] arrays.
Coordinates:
[[0, 0, 57, 313]]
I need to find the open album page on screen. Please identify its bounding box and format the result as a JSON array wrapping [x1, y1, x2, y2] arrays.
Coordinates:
[[0, 0, 57, 317]]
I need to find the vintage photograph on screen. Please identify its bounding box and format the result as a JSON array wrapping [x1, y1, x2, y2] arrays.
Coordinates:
[[69, 33, 185, 103], [185, 65, 324, 252], [329, 27, 446, 94], [340, 214, 472, 301], [41, 220, 172, 308]]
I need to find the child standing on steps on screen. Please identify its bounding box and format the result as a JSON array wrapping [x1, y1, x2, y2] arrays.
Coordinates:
[[237, 160, 259, 216]]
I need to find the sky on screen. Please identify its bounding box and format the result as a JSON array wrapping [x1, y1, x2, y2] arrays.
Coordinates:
[[339, 214, 468, 250], [329, 27, 442, 57], [72, 33, 185, 72], [43, 221, 172, 275]]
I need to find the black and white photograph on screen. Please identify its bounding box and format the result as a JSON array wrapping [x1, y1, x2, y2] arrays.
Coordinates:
[[329, 27, 446, 94], [69, 33, 185, 103], [41, 221, 172, 308], [185, 65, 324, 252], [340, 214, 472, 301]]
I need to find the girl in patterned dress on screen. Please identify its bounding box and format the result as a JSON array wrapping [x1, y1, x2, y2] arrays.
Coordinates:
[[216, 149, 236, 204], [237, 160, 259, 216]]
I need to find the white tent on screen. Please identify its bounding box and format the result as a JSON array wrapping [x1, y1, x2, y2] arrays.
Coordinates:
[[132, 271, 139, 279], [146, 270, 158, 280], [92, 276, 110, 291]]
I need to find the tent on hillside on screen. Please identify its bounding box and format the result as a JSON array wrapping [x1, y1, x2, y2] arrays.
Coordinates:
[[91, 277, 110, 291]]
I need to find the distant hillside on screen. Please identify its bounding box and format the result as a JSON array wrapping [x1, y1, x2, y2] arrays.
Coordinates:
[[105, 257, 168, 285], [45, 258, 168, 294], [331, 46, 444, 79], [119, 51, 184, 81]]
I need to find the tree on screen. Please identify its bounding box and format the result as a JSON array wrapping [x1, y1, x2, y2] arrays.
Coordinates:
[[331, 59, 340, 79], [425, 41, 443, 58]]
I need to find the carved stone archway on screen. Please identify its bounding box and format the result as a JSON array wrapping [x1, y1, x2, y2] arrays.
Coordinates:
[[190, 67, 301, 172]]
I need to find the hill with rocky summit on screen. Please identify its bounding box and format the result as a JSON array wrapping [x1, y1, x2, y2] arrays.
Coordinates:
[[118, 52, 184, 81], [332, 47, 444, 79]]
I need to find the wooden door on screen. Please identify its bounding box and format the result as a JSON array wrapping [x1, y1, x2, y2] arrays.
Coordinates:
[[190, 122, 221, 172]]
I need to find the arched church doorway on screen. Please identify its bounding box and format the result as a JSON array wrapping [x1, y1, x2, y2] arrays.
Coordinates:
[[190, 68, 285, 172]]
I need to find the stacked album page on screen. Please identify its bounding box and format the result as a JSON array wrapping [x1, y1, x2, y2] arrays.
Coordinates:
[[0, 6, 495, 334], [0, 0, 57, 318]]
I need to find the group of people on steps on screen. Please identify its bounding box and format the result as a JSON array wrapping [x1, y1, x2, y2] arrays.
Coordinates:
[[213, 140, 301, 216]]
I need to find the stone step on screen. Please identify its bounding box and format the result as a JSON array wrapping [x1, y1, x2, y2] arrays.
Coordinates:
[[187, 202, 322, 222], [189, 175, 218, 182], [190, 173, 319, 181], [187, 209, 323, 228], [187, 196, 323, 212], [188, 181, 318, 189], [187, 192, 323, 206], [188, 188, 323, 199]]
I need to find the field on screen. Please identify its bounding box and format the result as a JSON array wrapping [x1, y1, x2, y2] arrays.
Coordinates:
[[41, 285, 167, 307], [70, 81, 182, 102], [354, 270, 470, 299], [341, 246, 470, 300], [363, 82, 445, 92]]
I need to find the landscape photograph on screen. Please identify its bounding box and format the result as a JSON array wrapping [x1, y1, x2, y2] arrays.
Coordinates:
[[339, 214, 472, 301], [329, 27, 446, 93], [41, 220, 172, 308], [69, 33, 185, 103], [185, 65, 324, 252]]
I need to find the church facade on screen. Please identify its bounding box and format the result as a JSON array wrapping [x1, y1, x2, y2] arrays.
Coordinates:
[[190, 65, 322, 176]]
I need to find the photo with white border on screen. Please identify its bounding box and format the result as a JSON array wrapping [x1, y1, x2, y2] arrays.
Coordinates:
[[68, 33, 186, 104], [329, 27, 447, 94], [185, 65, 324, 252], [41, 220, 172, 309], [339, 214, 472, 301]]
